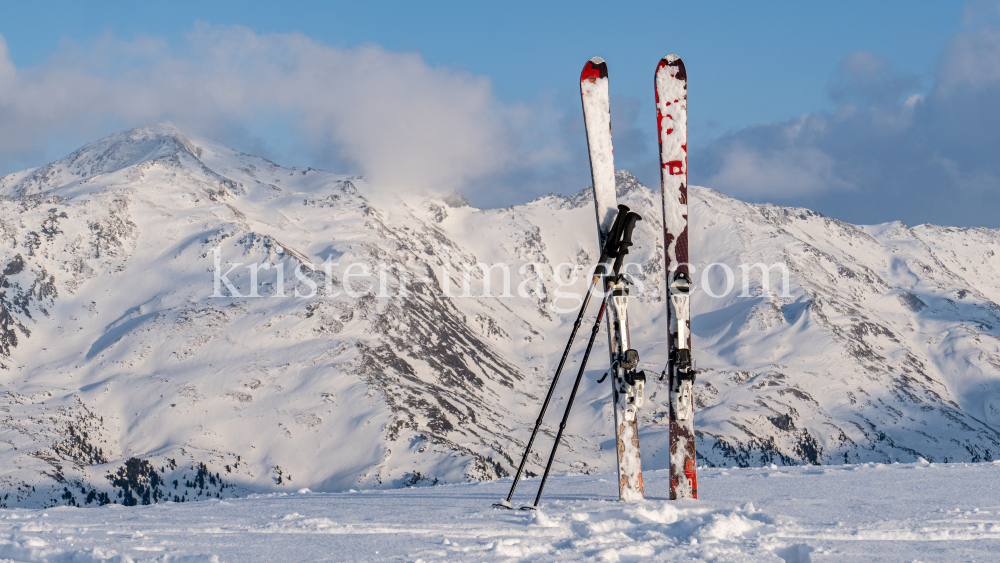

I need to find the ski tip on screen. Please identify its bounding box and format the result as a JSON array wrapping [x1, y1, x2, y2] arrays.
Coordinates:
[[581, 57, 608, 82], [657, 55, 686, 81]]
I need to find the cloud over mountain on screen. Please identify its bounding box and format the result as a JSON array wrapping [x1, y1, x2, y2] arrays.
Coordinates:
[[0, 24, 562, 203], [695, 10, 1000, 228], [2, 9, 999, 225]]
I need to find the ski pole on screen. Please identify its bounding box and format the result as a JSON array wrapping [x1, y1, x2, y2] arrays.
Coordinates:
[[523, 213, 640, 510], [523, 294, 610, 510], [493, 204, 630, 509]]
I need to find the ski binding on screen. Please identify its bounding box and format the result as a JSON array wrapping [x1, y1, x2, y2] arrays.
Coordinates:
[[670, 272, 694, 420], [610, 278, 646, 409]]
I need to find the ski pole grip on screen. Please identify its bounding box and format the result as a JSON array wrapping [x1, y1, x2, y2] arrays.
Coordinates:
[[612, 213, 641, 276], [597, 204, 630, 274], [601, 205, 630, 258]]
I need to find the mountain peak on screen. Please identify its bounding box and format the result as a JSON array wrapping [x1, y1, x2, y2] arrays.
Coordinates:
[[614, 170, 645, 197], [105, 121, 196, 149], [64, 121, 204, 176], [0, 122, 205, 197]]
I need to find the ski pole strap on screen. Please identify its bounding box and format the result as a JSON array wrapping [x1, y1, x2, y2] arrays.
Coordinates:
[[597, 359, 617, 384], [612, 212, 641, 277]]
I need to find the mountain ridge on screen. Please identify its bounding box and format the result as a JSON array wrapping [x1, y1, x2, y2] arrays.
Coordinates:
[[0, 123, 999, 508]]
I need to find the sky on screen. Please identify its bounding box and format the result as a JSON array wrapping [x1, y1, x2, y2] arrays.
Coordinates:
[[0, 1, 998, 227]]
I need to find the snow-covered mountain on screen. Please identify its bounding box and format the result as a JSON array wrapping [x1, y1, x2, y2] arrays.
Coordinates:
[[1, 123, 999, 508]]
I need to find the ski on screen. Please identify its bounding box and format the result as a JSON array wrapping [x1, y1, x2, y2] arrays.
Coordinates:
[[581, 56, 645, 501], [656, 54, 698, 499], [581, 57, 619, 239], [606, 215, 645, 502]]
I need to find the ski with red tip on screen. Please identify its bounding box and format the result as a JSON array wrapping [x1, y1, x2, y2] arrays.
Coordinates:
[[582, 56, 645, 502], [655, 54, 698, 500]]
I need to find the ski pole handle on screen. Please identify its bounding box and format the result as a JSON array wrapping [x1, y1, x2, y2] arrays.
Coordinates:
[[612, 212, 641, 276], [597, 205, 630, 270]]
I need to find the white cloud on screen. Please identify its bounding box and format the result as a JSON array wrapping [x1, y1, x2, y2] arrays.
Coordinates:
[[0, 24, 560, 197], [705, 142, 853, 198], [934, 22, 1000, 97], [829, 50, 920, 105], [696, 15, 1000, 227]]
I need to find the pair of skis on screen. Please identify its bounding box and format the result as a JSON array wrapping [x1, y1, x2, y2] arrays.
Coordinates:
[[495, 54, 696, 508], [584, 55, 696, 502], [584, 55, 697, 501]]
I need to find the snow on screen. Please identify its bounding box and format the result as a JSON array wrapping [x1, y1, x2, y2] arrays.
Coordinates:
[[3, 461, 1000, 561], [2, 123, 1000, 510]]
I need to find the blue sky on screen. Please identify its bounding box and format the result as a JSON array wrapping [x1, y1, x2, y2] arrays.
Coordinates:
[[1, 1, 997, 227]]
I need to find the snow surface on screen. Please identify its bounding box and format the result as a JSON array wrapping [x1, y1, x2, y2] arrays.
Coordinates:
[[3, 461, 1000, 562]]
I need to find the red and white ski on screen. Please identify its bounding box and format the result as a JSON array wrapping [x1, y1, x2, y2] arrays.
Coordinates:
[[581, 56, 645, 501], [581, 57, 618, 238], [656, 55, 698, 499]]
